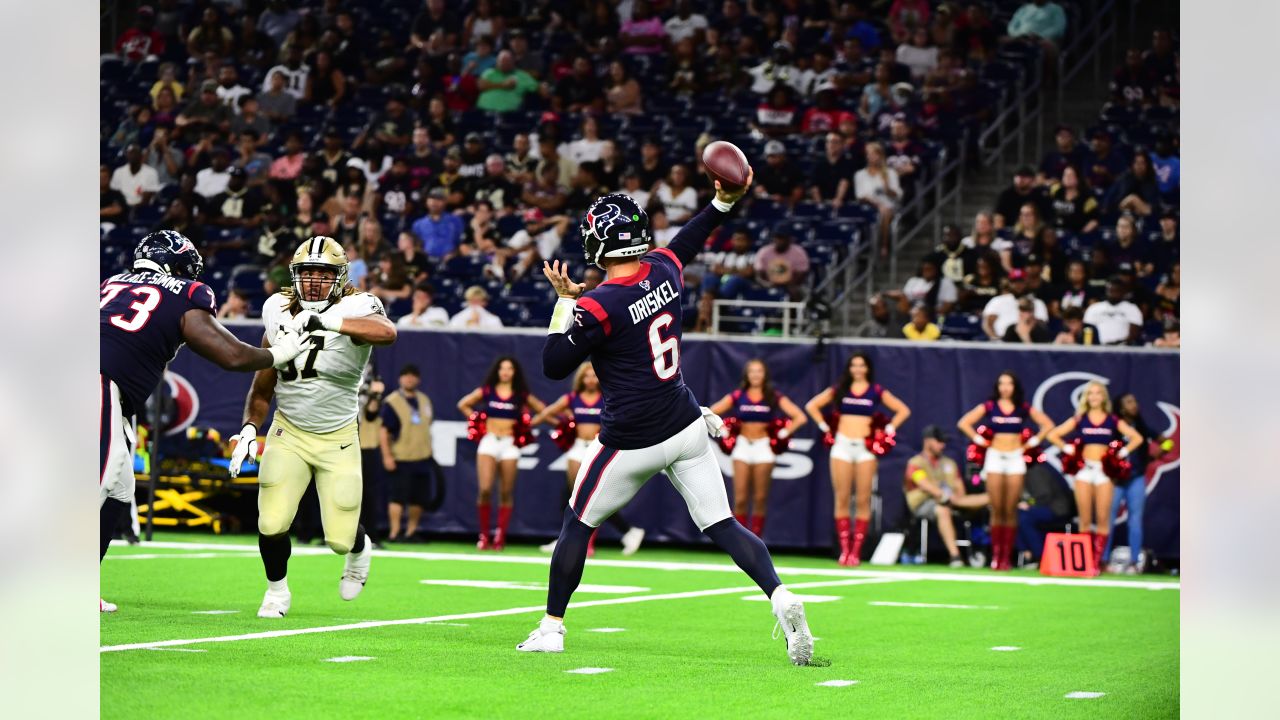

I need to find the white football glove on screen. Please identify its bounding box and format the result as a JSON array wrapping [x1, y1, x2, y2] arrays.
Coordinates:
[[1061, 444, 1076, 455], [972, 435, 990, 447], [268, 325, 307, 368], [700, 406, 726, 438], [292, 309, 342, 334], [228, 422, 258, 479]]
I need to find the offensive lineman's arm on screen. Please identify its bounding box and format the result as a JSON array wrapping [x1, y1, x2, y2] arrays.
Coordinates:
[[664, 170, 754, 267], [182, 309, 293, 371]]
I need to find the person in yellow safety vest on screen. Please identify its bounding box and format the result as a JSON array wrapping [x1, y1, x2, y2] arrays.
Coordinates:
[[904, 425, 989, 567], [380, 364, 437, 542]]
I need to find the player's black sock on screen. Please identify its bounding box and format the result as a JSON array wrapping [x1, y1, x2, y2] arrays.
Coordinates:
[[605, 513, 632, 534], [259, 533, 291, 582], [352, 525, 367, 554], [100, 498, 129, 562], [546, 507, 595, 617], [704, 517, 782, 597]]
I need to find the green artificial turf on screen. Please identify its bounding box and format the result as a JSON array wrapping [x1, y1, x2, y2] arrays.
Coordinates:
[[101, 533, 1178, 719]]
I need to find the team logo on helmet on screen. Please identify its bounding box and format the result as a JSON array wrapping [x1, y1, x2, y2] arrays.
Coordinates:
[[585, 202, 624, 241]]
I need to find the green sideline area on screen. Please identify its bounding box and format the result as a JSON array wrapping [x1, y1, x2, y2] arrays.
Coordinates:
[[102, 533, 1178, 719]]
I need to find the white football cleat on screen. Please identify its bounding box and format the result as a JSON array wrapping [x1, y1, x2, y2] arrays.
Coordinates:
[[516, 619, 566, 653], [770, 587, 814, 666], [539, 540, 558, 554], [100, 598, 117, 613], [257, 588, 292, 618], [340, 535, 373, 601], [620, 527, 645, 556]]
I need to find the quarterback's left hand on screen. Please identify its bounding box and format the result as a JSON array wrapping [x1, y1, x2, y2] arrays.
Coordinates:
[[700, 406, 726, 438], [292, 309, 342, 334]]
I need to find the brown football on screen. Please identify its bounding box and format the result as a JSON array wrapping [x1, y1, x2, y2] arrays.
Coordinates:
[[702, 140, 751, 192]]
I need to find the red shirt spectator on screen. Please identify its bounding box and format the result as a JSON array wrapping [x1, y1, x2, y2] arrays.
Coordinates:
[[801, 82, 856, 135], [115, 7, 166, 62]]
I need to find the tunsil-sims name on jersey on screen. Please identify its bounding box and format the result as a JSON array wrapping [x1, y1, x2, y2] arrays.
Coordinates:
[[626, 280, 679, 324]]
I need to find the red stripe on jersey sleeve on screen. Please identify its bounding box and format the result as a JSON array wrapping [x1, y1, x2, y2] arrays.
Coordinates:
[[651, 247, 683, 273], [577, 296, 612, 336]]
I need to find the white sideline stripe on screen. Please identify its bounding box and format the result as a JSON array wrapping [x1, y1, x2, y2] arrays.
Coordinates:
[[129, 541, 1181, 591], [419, 579, 650, 594], [323, 656, 374, 663], [107, 553, 260, 560], [816, 680, 859, 687], [424, 622, 469, 627], [586, 628, 627, 633], [991, 646, 1022, 651], [99, 577, 898, 653], [565, 667, 613, 675], [146, 648, 207, 653], [191, 610, 240, 615], [1064, 691, 1106, 699], [741, 594, 842, 603], [868, 601, 1001, 610]]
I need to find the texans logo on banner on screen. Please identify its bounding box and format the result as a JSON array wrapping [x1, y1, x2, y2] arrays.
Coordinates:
[[163, 371, 200, 436]]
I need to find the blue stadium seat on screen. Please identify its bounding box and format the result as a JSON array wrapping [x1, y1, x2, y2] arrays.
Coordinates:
[[940, 313, 984, 340]]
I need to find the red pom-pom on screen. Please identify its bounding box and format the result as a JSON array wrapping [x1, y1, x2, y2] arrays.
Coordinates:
[[865, 414, 897, 457], [966, 424, 993, 468], [768, 417, 792, 454], [717, 416, 742, 454], [1020, 428, 1045, 465], [513, 412, 534, 448], [549, 417, 577, 452], [1059, 437, 1085, 475], [1102, 440, 1132, 481], [467, 411, 488, 442]]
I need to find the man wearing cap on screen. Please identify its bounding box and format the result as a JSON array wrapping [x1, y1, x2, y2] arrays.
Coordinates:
[[553, 56, 604, 115], [477, 50, 543, 113], [1085, 128, 1127, 191], [194, 148, 234, 199], [315, 129, 353, 185], [412, 189, 464, 260], [459, 133, 489, 179], [509, 208, 573, 277], [755, 140, 804, 203], [209, 165, 264, 230], [982, 269, 1049, 340], [905, 426, 988, 567], [115, 6, 166, 63], [800, 81, 855, 135], [1001, 296, 1052, 344], [450, 286, 504, 329], [993, 165, 1051, 230], [176, 80, 233, 136]]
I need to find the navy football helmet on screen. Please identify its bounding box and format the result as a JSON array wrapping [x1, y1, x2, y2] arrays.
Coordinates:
[[133, 230, 204, 280], [580, 193, 650, 267]]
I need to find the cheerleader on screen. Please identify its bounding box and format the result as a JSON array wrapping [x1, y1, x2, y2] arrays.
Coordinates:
[[957, 371, 1055, 570], [531, 363, 645, 556], [805, 352, 911, 566], [457, 356, 545, 551], [708, 359, 808, 538], [1046, 381, 1144, 573]]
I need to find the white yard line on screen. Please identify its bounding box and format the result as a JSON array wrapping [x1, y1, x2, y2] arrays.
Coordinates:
[[100, 577, 898, 654], [126, 541, 1181, 591], [868, 601, 1002, 610]]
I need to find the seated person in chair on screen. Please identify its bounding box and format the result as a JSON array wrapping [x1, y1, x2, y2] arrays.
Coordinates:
[[905, 425, 989, 567]]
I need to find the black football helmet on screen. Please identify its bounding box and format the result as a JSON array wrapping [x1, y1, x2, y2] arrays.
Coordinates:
[[133, 230, 204, 280], [580, 193, 650, 267]]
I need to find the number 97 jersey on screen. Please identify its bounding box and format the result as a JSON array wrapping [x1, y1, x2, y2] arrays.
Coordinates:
[[261, 291, 386, 433]]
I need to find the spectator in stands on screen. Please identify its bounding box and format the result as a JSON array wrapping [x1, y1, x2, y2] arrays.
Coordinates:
[[887, 258, 957, 318], [1002, 296, 1052, 344], [655, 164, 699, 228], [619, 0, 667, 54], [111, 144, 160, 207], [1086, 244, 1114, 296], [636, 136, 669, 190], [151, 85, 180, 129], [149, 63, 183, 106], [208, 166, 262, 230], [398, 283, 450, 329], [553, 55, 605, 114], [1153, 261, 1180, 327], [462, 0, 504, 47], [755, 230, 810, 300], [810, 132, 858, 208], [330, 193, 364, 248], [799, 45, 839, 101], [1049, 166, 1099, 234], [450, 285, 504, 329], [523, 160, 570, 215], [214, 65, 251, 112], [665, 0, 708, 43], [854, 142, 902, 256], [472, 154, 520, 213], [477, 50, 543, 113], [413, 188, 465, 260], [1104, 151, 1161, 218], [926, 224, 977, 284], [886, 118, 925, 199], [888, 0, 932, 44], [748, 42, 804, 96], [155, 197, 205, 249], [896, 27, 939, 81], [618, 167, 652, 209], [955, 3, 998, 62], [1151, 209, 1179, 274], [232, 130, 271, 187], [461, 35, 498, 80], [186, 7, 234, 60], [1085, 128, 1127, 191], [230, 96, 271, 143], [755, 140, 805, 204], [982, 269, 1048, 339], [800, 81, 854, 135], [143, 127, 183, 188], [564, 162, 607, 217], [858, 63, 894, 124], [1153, 321, 1179, 349], [256, 71, 298, 125], [217, 289, 251, 320], [100, 165, 128, 221], [901, 303, 940, 341], [115, 5, 165, 63], [961, 211, 997, 251], [1005, 0, 1066, 59], [864, 292, 904, 339], [254, 204, 297, 267], [1083, 276, 1143, 345], [1106, 214, 1154, 280], [561, 116, 607, 166], [1023, 253, 1058, 307], [754, 83, 800, 137], [994, 166, 1051, 229], [604, 59, 644, 115], [1150, 135, 1180, 205], [1111, 47, 1158, 107], [175, 81, 232, 137], [368, 252, 412, 306], [358, 93, 415, 151], [1056, 259, 1095, 313], [305, 51, 347, 108], [1008, 202, 1047, 263], [503, 133, 535, 186], [508, 209, 571, 279], [1144, 28, 1179, 94], [257, 0, 302, 46], [236, 14, 276, 71], [536, 136, 578, 189], [707, 37, 749, 94], [1054, 305, 1101, 345], [1037, 126, 1089, 186], [696, 229, 759, 330]]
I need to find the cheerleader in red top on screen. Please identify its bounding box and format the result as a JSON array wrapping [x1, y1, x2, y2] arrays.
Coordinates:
[[956, 371, 1055, 570], [531, 363, 645, 556], [1046, 381, 1144, 572], [707, 359, 808, 538], [457, 356, 545, 551], [804, 352, 911, 566]]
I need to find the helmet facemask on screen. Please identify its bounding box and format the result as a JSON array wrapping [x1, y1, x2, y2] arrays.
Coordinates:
[[290, 263, 346, 310]]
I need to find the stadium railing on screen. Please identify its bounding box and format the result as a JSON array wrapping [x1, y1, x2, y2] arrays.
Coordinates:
[[709, 298, 812, 338]]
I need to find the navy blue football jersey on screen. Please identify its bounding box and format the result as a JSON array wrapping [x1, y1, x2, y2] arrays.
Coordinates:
[[100, 270, 217, 415]]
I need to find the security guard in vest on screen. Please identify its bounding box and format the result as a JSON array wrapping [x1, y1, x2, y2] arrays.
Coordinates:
[[380, 364, 437, 542], [904, 425, 989, 567], [358, 376, 386, 547]]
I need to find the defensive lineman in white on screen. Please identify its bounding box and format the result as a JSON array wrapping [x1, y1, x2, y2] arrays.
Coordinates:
[[228, 236, 397, 618]]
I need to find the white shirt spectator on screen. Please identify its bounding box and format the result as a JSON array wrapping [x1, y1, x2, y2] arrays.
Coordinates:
[[655, 183, 698, 225], [216, 83, 252, 112], [560, 137, 606, 166], [449, 305, 504, 330], [903, 276, 958, 305], [194, 166, 231, 198], [701, 249, 757, 272], [397, 307, 450, 329], [854, 167, 902, 210], [983, 293, 1049, 336], [653, 226, 679, 247], [1083, 299, 1143, 345], [664, 13, 708, 43], [620, 187, 650, 209], [508, 225, 564, 260], [896, 44, 939, 81], [262, 64, 309, 100], [110, 163, 161, 206]]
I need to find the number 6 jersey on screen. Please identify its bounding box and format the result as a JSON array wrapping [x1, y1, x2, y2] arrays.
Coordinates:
[[262, 290, 385, 433]]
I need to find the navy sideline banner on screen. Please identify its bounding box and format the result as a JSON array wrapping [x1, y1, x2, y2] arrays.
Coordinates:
[[164, 327, 1181, 557]]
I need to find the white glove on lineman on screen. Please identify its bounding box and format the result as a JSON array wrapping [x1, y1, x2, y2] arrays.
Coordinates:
[[1118, 447, 1130, 459], [227, 422, 258, 479], [973, 435, 989, 447], [1024, 435, 1041, 448], [1061, 444, 1076, 455], [700, 406, 726, 438], [292, 309, 342, 334], [268, 326, 307, 368]]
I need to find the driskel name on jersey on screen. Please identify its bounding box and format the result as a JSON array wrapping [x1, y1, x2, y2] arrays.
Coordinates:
[[627, 280, 679, 325]]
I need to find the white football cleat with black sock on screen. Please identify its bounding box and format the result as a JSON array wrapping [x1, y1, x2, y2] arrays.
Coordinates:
[[340, 534, 373, 601], [770, 586, 813, 666], [257, 588, 291, 618], [516, 618, 566, 653]]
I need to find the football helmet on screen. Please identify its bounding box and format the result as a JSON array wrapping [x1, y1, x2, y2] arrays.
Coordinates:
[[133, 230, 204, 280], [580, 193, 650, 267], [289, 236, 349, 311]]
